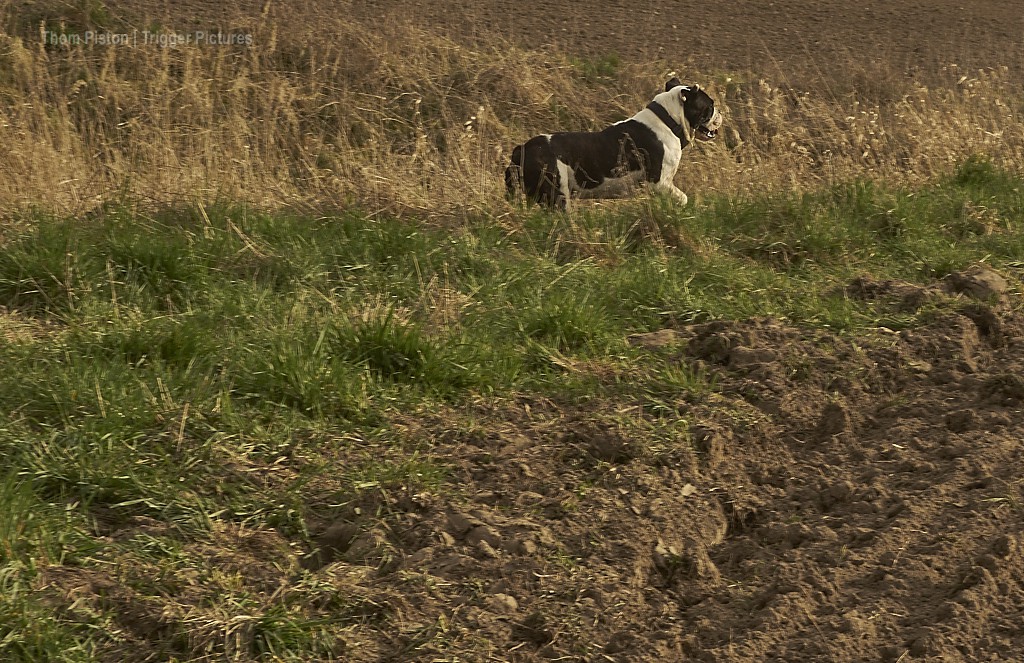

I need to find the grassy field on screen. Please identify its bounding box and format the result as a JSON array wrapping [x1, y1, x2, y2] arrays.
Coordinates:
[[2, 9, 1023, 217], [1, 156, 1022, 660], [3, 3, 1024, 659]]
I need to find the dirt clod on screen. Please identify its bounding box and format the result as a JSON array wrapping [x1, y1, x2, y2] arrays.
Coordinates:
[[627, 328, 686, 350], [945, 264, 1011, 301], [465, 524, 502, 548], [691, 424, 732, 468], [445, 510, 479, 536], [486, 593, 519, 614], [816, 400, 853, 441]]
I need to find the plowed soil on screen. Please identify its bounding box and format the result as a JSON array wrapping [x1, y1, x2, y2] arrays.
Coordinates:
[[300, 267, 1023, 662], [343, 0, 1024, 82], [43, 267, 1024, 662], [50, 0, 1024, 82]]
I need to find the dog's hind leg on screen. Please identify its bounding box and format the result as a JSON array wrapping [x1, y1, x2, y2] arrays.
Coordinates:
[[530, 146, 565, 207], [553, 159, 575, 208]]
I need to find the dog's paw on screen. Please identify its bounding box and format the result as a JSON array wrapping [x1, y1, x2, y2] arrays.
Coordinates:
[[652, 183, 688, 205], [664, 186, 688, 206]]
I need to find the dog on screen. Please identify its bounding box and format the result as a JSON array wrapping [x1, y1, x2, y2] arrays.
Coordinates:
[[505, 77, 721, 208]]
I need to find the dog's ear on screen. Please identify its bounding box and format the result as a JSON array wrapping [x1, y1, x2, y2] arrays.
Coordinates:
[[665, 77, 682, 92], [692, 83, 701, 91]]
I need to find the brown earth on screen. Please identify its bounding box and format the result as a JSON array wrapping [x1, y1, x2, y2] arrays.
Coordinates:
[[21, 0, 1024, 82], [300, 266, 1023, 662], [41, 267, 1024, 662], [273, 271, 1006, 663], [343, 0, 1024, 84]]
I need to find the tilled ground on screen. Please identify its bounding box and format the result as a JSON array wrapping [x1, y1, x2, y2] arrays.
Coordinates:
[[34, 0, 1024, 83], [49, 267, 1022, 662], [304, 266, 1022, 662], [358, 269, 1021, 661], [345, 0, 1024, 85]]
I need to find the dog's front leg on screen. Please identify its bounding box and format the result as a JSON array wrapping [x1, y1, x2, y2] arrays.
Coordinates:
[[652, 181, 688, 206]]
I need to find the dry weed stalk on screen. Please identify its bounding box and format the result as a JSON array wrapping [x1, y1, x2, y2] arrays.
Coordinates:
[[0, 14, 1021, 219]]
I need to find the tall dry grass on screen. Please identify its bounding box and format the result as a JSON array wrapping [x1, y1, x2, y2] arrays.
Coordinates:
[[1, 9, 1022, 219]]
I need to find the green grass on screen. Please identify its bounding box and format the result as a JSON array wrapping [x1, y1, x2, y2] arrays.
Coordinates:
[[0, 159, 1022, 659], [569, 53, 623, 86]]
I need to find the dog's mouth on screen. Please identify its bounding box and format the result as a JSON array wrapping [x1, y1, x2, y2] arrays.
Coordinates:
[[695, 108, 721, 142]]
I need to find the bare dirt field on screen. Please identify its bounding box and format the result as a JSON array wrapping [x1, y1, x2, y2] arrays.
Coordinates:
[[376, 271, 1024, 662], [343, 0, 1024, 83], [47, 0, 1024, 81]]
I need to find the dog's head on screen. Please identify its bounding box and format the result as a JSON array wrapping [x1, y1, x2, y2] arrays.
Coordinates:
[[660, 77, 721, 142]]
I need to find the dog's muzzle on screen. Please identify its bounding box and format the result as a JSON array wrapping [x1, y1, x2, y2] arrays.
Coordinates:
[[696, 108, 722, 142]]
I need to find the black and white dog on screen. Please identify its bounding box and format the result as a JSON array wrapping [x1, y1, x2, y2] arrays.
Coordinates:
[[505, 78, 721, 207]]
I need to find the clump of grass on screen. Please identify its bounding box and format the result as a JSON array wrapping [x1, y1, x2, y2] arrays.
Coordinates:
[[0, 471, 102, 661], [0, 471, 95, 566], [517, 295, 615, 354], [570, 52, 623, 85], [0, 221, 102, 315], [230, 322, 370, 419], [331, 307, 485, 394], [105, 230, 205, 309], [334, 309, 443, 382]]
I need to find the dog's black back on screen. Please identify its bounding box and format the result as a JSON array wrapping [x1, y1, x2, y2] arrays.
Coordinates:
[[505, 121, 665, 207]]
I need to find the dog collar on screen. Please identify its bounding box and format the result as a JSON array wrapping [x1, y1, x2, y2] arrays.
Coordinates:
[[646, 101, 691, 145]]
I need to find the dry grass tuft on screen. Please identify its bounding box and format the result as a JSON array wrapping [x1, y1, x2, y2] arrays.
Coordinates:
[[1, 10, 1022, 219]]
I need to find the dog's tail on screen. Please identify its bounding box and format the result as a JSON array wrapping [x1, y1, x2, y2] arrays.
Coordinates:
[[504, 144, 525, 198], [505, 139, 564, 207]]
